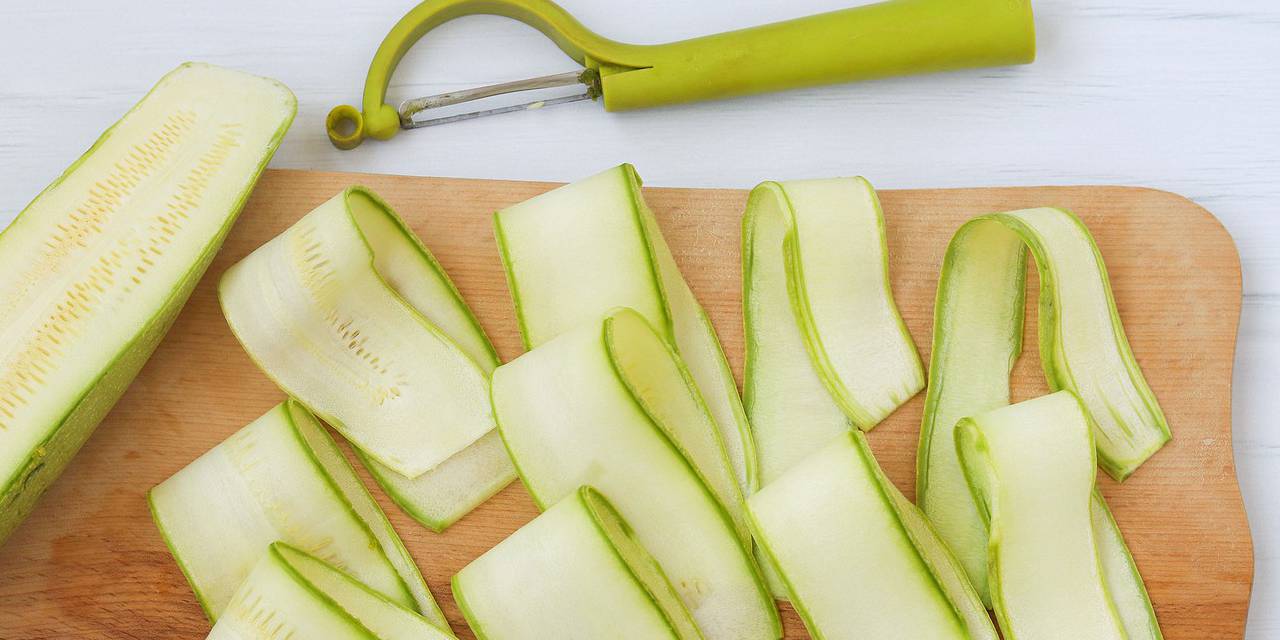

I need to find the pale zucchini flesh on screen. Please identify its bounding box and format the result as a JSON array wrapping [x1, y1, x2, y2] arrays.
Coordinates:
[[747, 431, 994, 640], [149, 401, 446, 628], [491, 311, 780, 640], [342, 195, 515, 530], [209, 543, 454, 640], [604, 308, 749, 542], [454, 487, 701, 640], [220, 188, 493, 478], [741, 183, 854, 487], [917, 208, 1171, 604], [494, 164, 758, 496], [743, 178, 922, 442], [0, 63, 295, 544], [955, 392, 1131, 640]]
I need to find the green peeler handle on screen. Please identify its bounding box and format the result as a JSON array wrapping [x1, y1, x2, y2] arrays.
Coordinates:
[[328, 0, 1035, 149]]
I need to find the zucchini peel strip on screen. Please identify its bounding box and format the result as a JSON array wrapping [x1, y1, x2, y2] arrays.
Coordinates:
[[453, 487, 702, 640], [149, 400, 448, 629], [747, 431, 996, 640], [494, 164, 758, 496], [220, 187, 514, 529], [0, 63, 295, 544], [955, 392, 1160, 639], [491, 309, 780, 640], [209, 542, 454, 640], [917, 207, 1171, 603]]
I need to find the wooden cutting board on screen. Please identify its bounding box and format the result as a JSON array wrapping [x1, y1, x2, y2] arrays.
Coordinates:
[[0, 169, 1252, 639]]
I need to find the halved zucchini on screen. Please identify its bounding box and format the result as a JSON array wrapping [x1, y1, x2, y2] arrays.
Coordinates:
[[0, 63, 295, 544], [149, 400, 447, 628], [955, 392, 1156, 639], [491, 310, 780, 640], [917, 207, 1171, 603], [747, 431, 995, 640], [494, 164, 757, 496], [220, 187, 514, 528], [209, 542, 454, 640], [453, 487, 701, 640]]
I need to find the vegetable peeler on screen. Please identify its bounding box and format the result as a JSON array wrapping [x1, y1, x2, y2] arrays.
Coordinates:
[[326, 0, 1035, 149]]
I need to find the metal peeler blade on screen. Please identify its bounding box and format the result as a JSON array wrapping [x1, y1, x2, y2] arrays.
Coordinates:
[[398, 69, 601, 129]]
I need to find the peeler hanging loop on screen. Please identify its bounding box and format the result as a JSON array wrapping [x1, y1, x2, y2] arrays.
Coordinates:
[[329, 0, 1036, 150]]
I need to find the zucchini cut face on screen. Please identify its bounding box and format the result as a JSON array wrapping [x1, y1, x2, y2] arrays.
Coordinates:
[[747, 431, 995, 640], [220, 187, 514, 530], [955, 392, 1136, 639], [209, 543, 454, 640], [917, 207, 1171, 604], [494, 164, 758, 497], [491, 310, 780, 640], [149, 401, 447, 629], [0, 63, 295, 544], [453, 487, 701, 640]]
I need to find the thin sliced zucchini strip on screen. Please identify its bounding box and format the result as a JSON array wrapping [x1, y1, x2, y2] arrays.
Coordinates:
[[1093, 492, 1164, 640], [491, 310, 780, 640], [209, 543, 453, 640], [454, 487, 701, 640], [747, 431, 995, 640], [605, 308, 749, 541], [918, 207, 1171, 603], [955, 392, 1139, 639], [149, 401, 447, 629], [220, 187, 514, 525], [494, 164, 757, 495], [0, 63, 295, 544], [743, 178, 922, 447]]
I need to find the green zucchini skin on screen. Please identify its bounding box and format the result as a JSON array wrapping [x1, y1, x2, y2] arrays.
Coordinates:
[[0, 63, 296, 545], [917, 207, 1171, 604]]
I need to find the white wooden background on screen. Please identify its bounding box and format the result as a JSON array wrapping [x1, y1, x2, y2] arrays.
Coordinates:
[[1, 0, 1277, 634]]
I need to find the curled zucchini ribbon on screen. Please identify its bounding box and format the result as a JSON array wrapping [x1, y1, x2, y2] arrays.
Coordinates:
[[747, 431, 996, 640], [210, 543, 453, 640], [220, 187, 514, 531], [495, 164, 757, 496], [149, 401, 448, 629], [955, 392, 1162, 640], [491, 309, 780, 640], [454, 487, 702, 640], [742, 177, 923, 485], [918, 207, 1170, 606]]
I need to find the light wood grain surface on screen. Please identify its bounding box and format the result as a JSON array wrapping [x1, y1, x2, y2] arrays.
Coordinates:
[[0, 170, 1250, 638], [1, 0, 1276, 635]]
